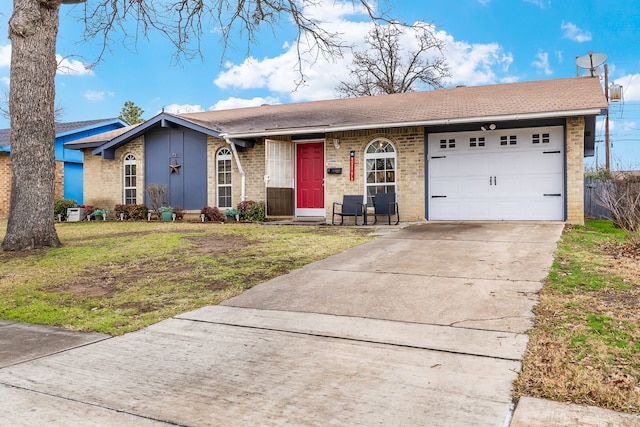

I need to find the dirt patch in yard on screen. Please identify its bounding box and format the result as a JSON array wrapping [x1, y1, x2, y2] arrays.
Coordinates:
[[50, 234, 256, 299]]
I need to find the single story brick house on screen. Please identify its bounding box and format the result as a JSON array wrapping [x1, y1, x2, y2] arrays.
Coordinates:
[[0, 118, 127, 216], [66, 77, 607, 223]]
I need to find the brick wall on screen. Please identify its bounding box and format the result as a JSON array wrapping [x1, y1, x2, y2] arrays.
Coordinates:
[[54, 161, 64, 200], [566, 116, 585, 224], [0, 155, 64, 216], [0, 153, 10, 216], [324, 128, 426, 221], [83, 137, 144, 210]]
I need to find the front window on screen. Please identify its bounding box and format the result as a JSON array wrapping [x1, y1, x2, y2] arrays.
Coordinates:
[[123, 153, 136, 204], [364, 139, 396, 205], [217, 148, 232, 208]]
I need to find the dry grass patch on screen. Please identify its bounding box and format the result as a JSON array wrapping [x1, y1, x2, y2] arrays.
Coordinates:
[[0, 221, 372, 335], [515, 221, 640, 413]]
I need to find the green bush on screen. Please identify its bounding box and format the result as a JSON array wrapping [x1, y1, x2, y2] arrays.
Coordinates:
[[201, 206, 225, 222], [54, 198, 77, 218], [114, 204, 149, 220], [242, 200, 266, 222]]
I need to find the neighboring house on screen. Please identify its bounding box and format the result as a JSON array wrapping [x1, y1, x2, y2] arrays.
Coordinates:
[[0, 118, 127, 215], [66, 77, 607, 223]]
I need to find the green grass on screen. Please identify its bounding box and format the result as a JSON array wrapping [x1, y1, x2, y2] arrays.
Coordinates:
[[0, 221, 372, 334], [515, 220, 640, 413]]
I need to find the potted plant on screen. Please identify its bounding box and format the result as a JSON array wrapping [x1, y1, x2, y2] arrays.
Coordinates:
[[92, 209, 109, 221], [224, 208, 240, 222], [159, 206, 174, 221]]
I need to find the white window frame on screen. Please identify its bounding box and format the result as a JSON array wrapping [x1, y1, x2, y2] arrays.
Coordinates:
[[217, 147, 233, 208], [123, 153, 137, 204], [364, 138, 397, 206]]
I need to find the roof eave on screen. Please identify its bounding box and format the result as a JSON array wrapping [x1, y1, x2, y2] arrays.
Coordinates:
[[56, 118, 127, 138], [224, 108, 606, 139], [91, 113, 225, 158]]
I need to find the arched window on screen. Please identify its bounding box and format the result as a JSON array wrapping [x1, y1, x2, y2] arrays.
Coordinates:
[[123, 154, 137, 204], [217, 148, 232, 208], [364, 139, 396, 205]]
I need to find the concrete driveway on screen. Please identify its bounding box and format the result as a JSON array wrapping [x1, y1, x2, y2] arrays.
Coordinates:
[[0, 222, 562, 426]]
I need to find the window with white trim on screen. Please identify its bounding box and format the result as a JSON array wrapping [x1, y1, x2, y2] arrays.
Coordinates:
[[364, 139, 396, 205], [217, 148, 232, 208], [123, 154, 137, 204]]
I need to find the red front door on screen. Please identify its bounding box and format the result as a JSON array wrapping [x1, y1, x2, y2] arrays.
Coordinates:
[[296, 142, 325, 216]]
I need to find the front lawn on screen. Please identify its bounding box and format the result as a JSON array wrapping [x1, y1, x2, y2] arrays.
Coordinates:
[[0, 221, 371, 335], [515, 220, 640, 413]]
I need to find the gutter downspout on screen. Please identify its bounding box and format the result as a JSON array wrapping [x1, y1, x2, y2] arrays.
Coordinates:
[[222, 135, 246, 201]]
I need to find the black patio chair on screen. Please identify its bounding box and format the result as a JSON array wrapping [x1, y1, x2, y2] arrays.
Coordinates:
[[332, 195, 366, 225], [371, 192, 399, 225]]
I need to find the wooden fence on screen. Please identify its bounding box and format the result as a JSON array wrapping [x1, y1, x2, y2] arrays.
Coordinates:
[[584, 177, 612, 220]]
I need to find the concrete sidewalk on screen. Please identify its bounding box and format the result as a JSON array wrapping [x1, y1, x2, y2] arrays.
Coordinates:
[[0, 222, 637, 426]]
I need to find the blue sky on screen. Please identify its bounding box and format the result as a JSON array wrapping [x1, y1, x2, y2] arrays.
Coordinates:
[[0, 0, 639, 169]]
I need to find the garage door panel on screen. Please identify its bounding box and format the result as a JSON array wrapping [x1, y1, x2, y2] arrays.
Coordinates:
[[430, 199, 491, 220], [428, 126, 564, 221]]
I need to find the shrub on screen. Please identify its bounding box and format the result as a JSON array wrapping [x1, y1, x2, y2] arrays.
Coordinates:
[[596, 174, 640, 232], [201, 206, 225, 222], [145, 183, 168, 213], [77, 204, 95, 216], [236, 200, 255, 218], [241, 200, 266, 222], [173, 206, 184, 220], [54, 198, 77, 218], [114, 204, 149, 220]]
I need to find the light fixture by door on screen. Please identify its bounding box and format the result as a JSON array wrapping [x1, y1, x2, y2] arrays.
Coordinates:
[[333, 138, 340, 149]]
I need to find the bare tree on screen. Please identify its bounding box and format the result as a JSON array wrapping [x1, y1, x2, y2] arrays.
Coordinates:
[[3, 0, 394, 251], [596, 174, 640, 233], [337, 22, 450, 97]]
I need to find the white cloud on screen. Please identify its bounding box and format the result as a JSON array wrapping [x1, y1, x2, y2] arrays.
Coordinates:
[[209, 96, 281, 110], [1, 76, 9, 86], [0, 44, 10, 67], [56, 55, 95, 76], [441, 36, 514, 86], [84, 90, 114, 102], [213, 0, 515, 102], [524, 0, 550, 8], [532, 51, 552, 75], [163, 104, 205, 114], [300, 0, 370, 22], [561, 21, 592, 42]]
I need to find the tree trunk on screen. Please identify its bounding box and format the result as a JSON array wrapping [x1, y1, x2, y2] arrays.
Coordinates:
[[3, 0, 62, 251]]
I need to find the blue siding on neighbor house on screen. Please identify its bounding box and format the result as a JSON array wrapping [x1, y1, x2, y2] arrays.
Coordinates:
[[64, 163, 84, 204], [145, 127, 208, 210], [55, 121, 126, 203]]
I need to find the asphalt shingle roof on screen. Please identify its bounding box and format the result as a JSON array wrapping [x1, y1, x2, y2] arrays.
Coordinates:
[[177, 76, 607, 137], [0, 118, 122, 146], [66, 77, 607, 148]]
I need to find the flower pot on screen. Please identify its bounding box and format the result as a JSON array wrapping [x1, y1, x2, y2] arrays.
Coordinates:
[[161, 211, 174, 221]]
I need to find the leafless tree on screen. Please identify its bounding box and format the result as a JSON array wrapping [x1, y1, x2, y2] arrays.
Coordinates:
[[337, 22, 450, 97], [596, 174, 640, 233], [4, 0, 394, 251]]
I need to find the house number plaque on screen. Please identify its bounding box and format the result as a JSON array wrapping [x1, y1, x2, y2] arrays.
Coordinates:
[[349, 150, 355, 181]]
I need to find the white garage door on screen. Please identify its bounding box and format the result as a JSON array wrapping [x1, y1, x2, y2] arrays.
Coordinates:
[[428, 126, 564, 220]]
